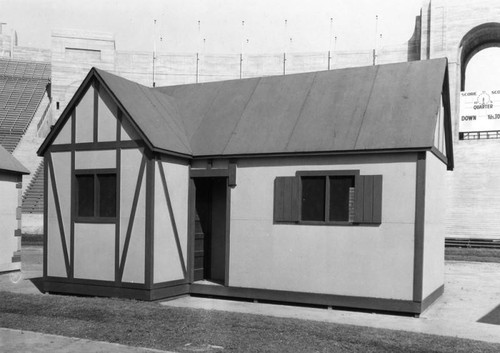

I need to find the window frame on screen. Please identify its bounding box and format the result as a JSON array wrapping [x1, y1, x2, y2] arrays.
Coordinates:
[[296, 170, 360, 226], [74, 168, 117, 223]]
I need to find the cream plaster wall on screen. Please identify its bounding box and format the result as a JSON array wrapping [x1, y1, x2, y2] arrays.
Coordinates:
[[0, 175, 21, 272], [422, 152, 448, 298], [73, 223, 115, 281], [229, 153, 417, 300], [75, 85, 94, 143], [46, 169, 66, 277], [153, 157, 189, 283], [120, 148, 145, 284]]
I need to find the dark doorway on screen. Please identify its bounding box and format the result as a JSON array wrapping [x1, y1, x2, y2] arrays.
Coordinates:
[[193, 177, 228, 285]]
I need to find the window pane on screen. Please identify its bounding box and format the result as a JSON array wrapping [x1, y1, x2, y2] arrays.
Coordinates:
[[77, 175, 94, 217], [301, 177, 325, 221], [329, 176, 354, 222], [98, 174, 116, 217]]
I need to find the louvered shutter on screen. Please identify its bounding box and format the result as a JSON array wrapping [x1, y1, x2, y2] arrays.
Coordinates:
[[274, 176, 300, 223], [354, 175, 383, 224]]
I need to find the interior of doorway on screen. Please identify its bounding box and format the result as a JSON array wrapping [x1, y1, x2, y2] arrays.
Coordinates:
[[193, 177, 228, 286]]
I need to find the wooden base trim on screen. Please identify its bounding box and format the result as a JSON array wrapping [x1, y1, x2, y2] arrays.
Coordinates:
[[45, 276, 146, 289], [152, 279, 188, 289], [190, 284, 422, 314], [150, 284, 190, 301], [44, 280, 190, 301], [41, 279, 443, 314], [420, 284, 444, 313]]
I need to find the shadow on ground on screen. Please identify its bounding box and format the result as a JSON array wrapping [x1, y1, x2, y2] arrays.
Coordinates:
[[28, 277, 45, 293], [479, 305, 500, 325]]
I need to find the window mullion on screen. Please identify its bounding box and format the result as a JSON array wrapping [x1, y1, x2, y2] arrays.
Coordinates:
[[325, 176, 330, 222]]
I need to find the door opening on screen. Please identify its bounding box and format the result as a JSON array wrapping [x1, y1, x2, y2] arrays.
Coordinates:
[[193, 177, 228, 285]]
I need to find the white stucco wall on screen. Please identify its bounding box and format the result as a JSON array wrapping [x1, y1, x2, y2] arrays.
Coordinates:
[[0, 175, 21, 272], [74, 223, 115, 281], [46, 152, 71, 278], [120, 148, 145, 284], [228, 153, 418, 301], [153, 156, 189, 284], [422, 152, 447, 298]]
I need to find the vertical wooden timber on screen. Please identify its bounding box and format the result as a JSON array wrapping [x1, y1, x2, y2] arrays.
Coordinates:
[[93, 81, 99, 143], [413, 152, 426, 303], [145, 153, 155, 289], [224, 177, 231, 286], [187, 175, 196, 283], [43, 154, 48, 279], [70, 110, 76, 279], [115, 110, 121, 284]]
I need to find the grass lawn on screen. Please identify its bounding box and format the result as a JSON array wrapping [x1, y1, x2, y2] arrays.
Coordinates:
[[1, 291, 499, 352], [445, 248, 500, 263]]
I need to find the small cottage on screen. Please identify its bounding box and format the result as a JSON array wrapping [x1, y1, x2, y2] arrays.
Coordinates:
[[38, 58, 453, 315], [0, 145, 29, 273]]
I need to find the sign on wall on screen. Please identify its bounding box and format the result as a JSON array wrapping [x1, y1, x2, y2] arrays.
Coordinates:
[[460, 90, 500, 132]]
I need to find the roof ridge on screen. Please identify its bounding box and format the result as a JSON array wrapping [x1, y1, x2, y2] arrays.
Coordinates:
[[148, 88, 192, 153], [136, 84, 192, 154]]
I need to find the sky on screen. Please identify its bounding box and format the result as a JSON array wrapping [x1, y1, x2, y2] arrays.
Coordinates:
[[1, 0, 423, 54]]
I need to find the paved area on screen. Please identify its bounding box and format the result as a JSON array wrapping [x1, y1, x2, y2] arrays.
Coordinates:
[[0, 247, 44, 295], [1, 246, 500, 351], [163, 261, 500, 344], [0, 328, 173, 353]]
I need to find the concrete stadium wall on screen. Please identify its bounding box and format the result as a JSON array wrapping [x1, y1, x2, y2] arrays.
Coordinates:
[[49, 28, 412, 117], [421, 0, 500, 239]]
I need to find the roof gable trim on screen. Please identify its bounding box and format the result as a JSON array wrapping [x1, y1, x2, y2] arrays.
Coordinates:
[[38, 68, 153, 156]]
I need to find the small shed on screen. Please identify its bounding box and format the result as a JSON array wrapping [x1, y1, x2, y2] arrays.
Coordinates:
[[38, 58, 453, 315], [0, 145, 29, 273]]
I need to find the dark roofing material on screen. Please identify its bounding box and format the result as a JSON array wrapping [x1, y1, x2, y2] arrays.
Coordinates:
[[157, 58, 448, 156], [0, 144, 29, 174], [94, 69, 192, 156], [40, 58, 451, 162]]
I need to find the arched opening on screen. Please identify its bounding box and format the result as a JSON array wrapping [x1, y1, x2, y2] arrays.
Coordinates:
[[460, 22, 500, 91], [459, 23, 500, 140], [464, 47, 500, 91]]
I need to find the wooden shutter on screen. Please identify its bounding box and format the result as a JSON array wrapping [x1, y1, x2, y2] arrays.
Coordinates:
[[274, 176, 299, 223], [354, 175, 383, 224]]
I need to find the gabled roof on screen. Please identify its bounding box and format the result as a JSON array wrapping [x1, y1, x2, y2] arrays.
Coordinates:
[[0, 144, 29, 175], [94, 69, 192, 155], [39, 58, 453, 168]]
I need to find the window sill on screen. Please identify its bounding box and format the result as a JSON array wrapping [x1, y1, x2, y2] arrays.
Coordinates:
[[274, 220, 357, 226], [299, 221, 355, 226], [75, 217, 117, 224]]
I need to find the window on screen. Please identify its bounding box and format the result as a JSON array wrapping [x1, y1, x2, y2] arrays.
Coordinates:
[[75, 170, 117, 220], [274, 170, 382, 225]]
